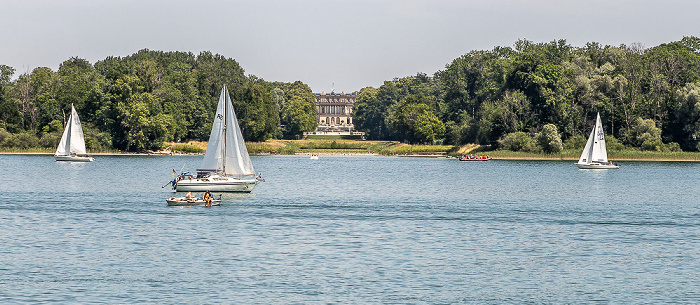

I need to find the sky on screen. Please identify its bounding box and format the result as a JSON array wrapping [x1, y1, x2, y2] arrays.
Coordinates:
[[2, 0, 699, 93]]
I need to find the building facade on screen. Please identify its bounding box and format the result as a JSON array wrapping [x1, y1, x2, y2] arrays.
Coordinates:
[[314, 90, 356, 132]]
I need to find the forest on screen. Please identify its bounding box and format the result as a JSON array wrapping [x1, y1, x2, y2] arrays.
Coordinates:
[[0, 50, 317, 151], [354, 36, 700, 153], [1, 37, 700, 153]]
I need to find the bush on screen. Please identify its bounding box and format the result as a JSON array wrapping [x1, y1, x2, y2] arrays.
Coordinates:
[[535, 124, 563, 153], [664, 142, 682, 152], [81, 128, 113, 151], [563, 134, 586, 150], [0, 129, 11, 145], [641, 138, 664, 151], [630, 118, 662, 147], [498, 132, 537, 152], [38, 133, 61, 148], [1, 132, 40, 149], [605, 135, 626, 151]]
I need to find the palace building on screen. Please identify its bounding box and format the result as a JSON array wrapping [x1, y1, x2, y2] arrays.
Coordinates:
[[314, 90, 356, 132]]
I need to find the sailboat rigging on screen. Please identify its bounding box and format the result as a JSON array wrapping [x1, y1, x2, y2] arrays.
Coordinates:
[[575, 112, 619, 169], [171, 85, 262, 192], [54, 104, 95, 162]]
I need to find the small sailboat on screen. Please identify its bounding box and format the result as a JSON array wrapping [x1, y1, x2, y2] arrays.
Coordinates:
[[173, 85, 262, 192], [55, 104, 95, 162], [575, 112, 619, 169]]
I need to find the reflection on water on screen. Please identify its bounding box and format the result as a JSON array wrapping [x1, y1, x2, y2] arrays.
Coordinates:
[[1, 154, 699, 303]]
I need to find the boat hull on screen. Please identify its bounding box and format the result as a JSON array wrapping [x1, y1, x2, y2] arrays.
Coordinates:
[[166, 197, 221, 206], [175, 177, 258, 192], [55, 155, 95, 162], [459, 157, 491, 162], [575, 163, 619, 169]]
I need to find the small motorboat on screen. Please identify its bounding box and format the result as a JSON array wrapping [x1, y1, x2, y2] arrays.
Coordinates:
[[459, 155, 492, 161], [310, 154, 319, 160], [166, 194, 222, 206]]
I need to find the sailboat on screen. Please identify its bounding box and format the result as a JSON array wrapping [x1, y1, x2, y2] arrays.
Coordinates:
[[575, 112, 619, 169], [173, 85, 262, 192], [54, 104, 95, 162]]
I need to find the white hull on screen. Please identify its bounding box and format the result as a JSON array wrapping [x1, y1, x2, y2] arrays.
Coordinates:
[[175, 176, 258, 192], [55, 155, 95, 162], [575, 162, 619, 169]]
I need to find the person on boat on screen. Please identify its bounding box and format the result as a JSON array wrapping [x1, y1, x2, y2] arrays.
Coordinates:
[[186, 191, 194, 199], [203, 191, 213, 207]]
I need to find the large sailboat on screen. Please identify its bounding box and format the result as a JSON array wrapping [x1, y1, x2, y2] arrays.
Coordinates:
[[173, 85, 262, 192], [575, 112, 619, 169], [55, 104, 95, 162]]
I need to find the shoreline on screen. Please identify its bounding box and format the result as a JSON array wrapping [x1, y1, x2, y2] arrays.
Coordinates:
[[491, 156, 700, 162], [3, 151, 700, 162]]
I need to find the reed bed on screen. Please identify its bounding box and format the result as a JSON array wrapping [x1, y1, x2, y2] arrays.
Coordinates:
[[169, 143, 205, 154]]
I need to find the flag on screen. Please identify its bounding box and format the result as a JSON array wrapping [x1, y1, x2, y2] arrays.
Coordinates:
[[172, 169, 176, 177]]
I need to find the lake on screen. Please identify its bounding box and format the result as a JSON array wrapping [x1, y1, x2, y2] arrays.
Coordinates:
[[1, 154, 699, 303]]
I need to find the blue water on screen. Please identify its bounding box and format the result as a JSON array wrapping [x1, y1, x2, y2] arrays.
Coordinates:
[[1, 154, 699, 303]]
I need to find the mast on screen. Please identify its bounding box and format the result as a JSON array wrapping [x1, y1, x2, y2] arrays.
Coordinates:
[[221, 84, 227, 175]]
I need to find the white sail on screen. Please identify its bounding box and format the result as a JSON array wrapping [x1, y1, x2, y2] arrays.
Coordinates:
[[578, 113, 609, 164], [578, 123, 596, 164], [590, 113, 608, 163], [198, 85, 255, 177], [55, 104, 88, 156], [55, 116, 71, 156], [576, 112, 616, 169]]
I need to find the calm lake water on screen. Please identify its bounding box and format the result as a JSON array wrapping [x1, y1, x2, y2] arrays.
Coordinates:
[[1, 154, 699, 303]]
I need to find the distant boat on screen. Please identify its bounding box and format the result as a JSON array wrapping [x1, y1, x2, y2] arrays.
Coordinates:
[[459, 155, 491, 161], [575, 112, 619, 169], [173, 85, 262, 192], [54, 104, 95, 162], [310, 154, 319, 160]]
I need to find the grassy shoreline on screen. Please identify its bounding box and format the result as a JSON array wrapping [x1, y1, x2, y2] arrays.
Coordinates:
[[4, 139, 700, 161]]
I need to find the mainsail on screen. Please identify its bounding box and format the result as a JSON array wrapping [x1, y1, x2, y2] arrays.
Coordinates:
[[578, 112, 608, 164], [198, 85, 255, 177], [55, 104, 87, 156]]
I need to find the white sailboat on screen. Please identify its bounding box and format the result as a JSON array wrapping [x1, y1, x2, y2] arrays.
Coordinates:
[[173, 85, 262, 192], [55, 104, 95, 162], [575, 112, 619, 169]]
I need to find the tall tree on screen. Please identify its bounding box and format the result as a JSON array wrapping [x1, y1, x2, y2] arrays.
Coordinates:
[[280, 81, 317, 139], [233, 83, 279, 142]]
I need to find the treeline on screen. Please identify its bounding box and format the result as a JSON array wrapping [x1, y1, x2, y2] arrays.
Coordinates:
[[0, 50, 317, 151], [354, 37, 700, 152]]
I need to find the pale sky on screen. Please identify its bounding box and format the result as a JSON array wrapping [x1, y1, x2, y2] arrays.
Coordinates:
[[2, 0, 698, 93]]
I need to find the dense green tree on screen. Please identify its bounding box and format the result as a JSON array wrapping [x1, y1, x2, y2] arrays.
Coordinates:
[[233, 83, 279, 142], [385, 94, 444, 143], [353, 87, 383, 139], [673, 82, 700, 150], [280, 81, 317, 139], [628, 117, 662, 150], [115, 92, 174, 151], [477, 90, 532, 144], [0, 65, 21, 131]]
